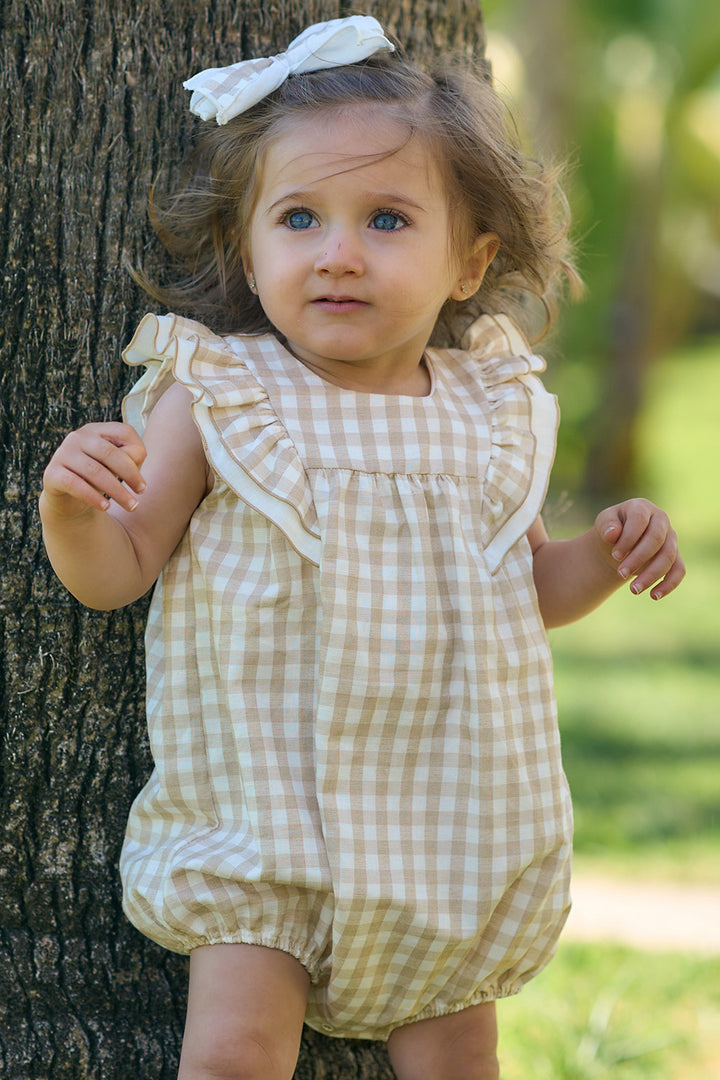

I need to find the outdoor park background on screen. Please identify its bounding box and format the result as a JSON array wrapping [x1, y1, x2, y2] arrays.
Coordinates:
[[0, 0, 717, 1076], [481, 1, 720, 1076]]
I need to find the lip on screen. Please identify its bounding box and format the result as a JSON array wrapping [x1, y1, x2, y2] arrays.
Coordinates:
[[311, 297, 369, 313]]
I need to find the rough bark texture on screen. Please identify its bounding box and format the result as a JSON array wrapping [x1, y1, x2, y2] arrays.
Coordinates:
[[0, 1, 486, 1077]]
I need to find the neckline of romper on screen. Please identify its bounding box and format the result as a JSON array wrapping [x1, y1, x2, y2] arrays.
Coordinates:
[[122, 311, 559, 575], [270, 338, 439, 400]]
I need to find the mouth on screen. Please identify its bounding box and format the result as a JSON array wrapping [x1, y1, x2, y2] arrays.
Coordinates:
[[312, 296, 369, 313]]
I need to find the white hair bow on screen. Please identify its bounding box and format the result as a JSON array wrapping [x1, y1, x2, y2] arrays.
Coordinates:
[[183, 16, 395, 125]]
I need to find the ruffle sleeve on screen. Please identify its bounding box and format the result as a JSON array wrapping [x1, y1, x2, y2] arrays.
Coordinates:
[[463, 314, 559, 574], [122, 312, 321, 566]]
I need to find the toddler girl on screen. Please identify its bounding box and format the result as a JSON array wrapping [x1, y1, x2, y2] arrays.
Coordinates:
[[40, 17, 685, 1080]]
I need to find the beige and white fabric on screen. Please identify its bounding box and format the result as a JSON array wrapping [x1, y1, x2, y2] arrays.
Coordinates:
[[120, 311, 573, 1040], [183, 16, 395, 124]]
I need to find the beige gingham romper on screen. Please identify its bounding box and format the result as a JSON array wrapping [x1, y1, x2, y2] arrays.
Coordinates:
[[119, 310, 573, 1041]]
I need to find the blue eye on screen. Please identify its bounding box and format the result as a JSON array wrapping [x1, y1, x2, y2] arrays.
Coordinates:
[[285, 210, 316, 230], [371, 211, 406, 231]]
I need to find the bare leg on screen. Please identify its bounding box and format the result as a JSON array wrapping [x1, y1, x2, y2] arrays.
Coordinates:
[[177, 943, 310, 1080], [387, 1002, 500, 1080]]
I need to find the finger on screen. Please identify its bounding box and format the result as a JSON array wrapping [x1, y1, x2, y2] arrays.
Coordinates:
[[81, 423, 148, 483], [81, 453, 143, 511], [100, 422, 148, 468], [96, 442, 147, 495], [609, 505, 656, 562], [69, 427, 147, 497], [616, 517, 675, 582], [622, 534, 680, 594], [595, 502, 652, 562], [598, 517, 623, 548], [630, 552, 684, 597], [49, 438, 143, 512], [650, 555, 687, 600], [42, 462, 115, 513]]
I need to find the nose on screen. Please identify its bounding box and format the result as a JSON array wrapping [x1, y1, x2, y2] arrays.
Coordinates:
[[314, 226, 364, 277]]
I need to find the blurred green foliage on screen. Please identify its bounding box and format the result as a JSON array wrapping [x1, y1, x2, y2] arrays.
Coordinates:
[[549, 337, 720, 882], [482, 0, 720, 500], [474, 17, 720, 1073]]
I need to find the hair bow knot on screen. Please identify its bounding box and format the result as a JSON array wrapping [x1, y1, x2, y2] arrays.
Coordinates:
[[184, 16, 395, 125]]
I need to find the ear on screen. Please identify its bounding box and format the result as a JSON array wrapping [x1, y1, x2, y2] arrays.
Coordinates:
[[239, 241, 257, 294], [450, 232, 500, 301]]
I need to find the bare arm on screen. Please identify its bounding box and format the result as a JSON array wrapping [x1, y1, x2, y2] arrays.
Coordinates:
[[529, 499, 685, 629], [39, 383, 211, 610]]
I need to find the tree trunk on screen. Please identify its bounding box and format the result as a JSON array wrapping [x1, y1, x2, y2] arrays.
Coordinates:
[[582, 163, 666, 500], [0, 2, 486, 1076]]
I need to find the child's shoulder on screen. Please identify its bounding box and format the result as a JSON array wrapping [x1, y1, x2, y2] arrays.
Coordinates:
[[429, 313, 546, 389], [122, 311, 289, 382], [458, 313, 533, 364], [122, 313, 282, 438], [123, 311, 248, 364]]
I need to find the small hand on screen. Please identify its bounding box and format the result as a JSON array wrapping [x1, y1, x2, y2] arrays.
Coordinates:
[[42, 422, 147, 517], [596, 498, 685, 600]]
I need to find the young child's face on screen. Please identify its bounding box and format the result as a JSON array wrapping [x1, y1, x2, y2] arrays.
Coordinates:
[[243, 105, 493, 391]]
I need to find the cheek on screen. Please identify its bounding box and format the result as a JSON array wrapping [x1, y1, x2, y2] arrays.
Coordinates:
[[387, 279, 451, 319], [251, 230, 298, 280]]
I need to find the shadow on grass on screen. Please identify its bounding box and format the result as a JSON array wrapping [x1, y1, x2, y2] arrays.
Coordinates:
[[558, 720, 720, 851], [561, 726, 720, 764], [553, 644, 720, 671]]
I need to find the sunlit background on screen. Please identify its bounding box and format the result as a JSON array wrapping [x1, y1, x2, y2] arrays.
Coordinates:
[[483, 0, 720, 502], [479, 4, 720, 1076]]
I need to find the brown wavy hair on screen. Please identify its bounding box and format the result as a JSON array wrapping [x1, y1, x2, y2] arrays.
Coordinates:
[[133, 48, 580, 342]]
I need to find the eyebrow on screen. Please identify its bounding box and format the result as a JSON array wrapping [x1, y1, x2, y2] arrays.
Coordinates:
[[265, 188, 430, 216]]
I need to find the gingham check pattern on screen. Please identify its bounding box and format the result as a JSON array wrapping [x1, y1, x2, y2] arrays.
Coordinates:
[[120, 313, 573, 1040], [183, 17, 394, 125]]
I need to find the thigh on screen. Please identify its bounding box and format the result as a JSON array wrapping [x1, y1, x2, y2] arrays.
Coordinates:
[[178, 943, 310, 1080], [387, 1002, 499, 1080]]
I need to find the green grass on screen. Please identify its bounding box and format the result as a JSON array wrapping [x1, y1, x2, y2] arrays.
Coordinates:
[[496, 341, 720, 1078], [548, 338, 720, 882], [499, 942, 720, 1080]]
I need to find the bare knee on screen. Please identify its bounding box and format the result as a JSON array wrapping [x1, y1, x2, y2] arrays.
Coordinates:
[[389, 1047, 499, 1080], [177, 943, 308, 1080], [388, 1002, 499, 1080], [178, 1031, 288, 1080]]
